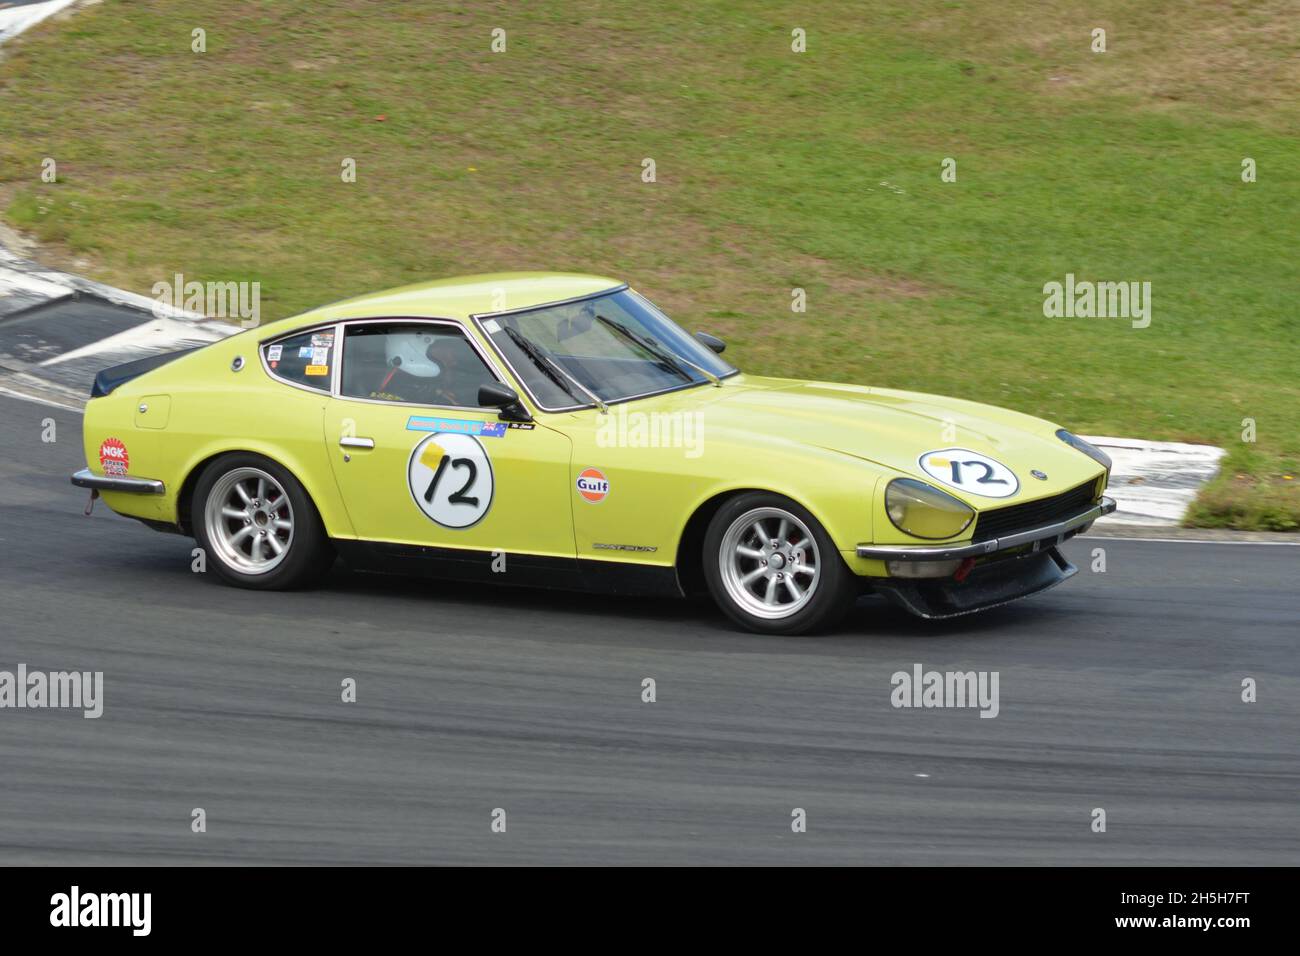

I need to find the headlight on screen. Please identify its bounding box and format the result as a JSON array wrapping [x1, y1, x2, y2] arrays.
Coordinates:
[[885, 478, 975, 540], [1055, 429, 1112, 472]]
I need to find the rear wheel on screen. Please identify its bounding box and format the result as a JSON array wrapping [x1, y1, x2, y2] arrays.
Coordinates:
[[702, 493, 858, 635], [191, 453, 333, 589]]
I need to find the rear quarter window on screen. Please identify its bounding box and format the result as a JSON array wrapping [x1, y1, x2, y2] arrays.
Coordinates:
[[262, 328, 335, 392]]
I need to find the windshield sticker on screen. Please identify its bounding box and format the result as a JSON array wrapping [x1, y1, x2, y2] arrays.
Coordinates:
[[408, 433, 494, 528], [266, 345, 283, 362], [311, 332, 335, 347], [482, 319, 502, 333], [918, 448, 1019, 499], [576, 467, 609, 503], [305, 365, 329, 376], [406, 416, 506, 438], [298, 346, 314, 358]]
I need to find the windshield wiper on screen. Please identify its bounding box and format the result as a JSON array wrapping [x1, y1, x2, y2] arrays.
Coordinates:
[[502, 325, 608, 413], [594, 315, 721, 387]]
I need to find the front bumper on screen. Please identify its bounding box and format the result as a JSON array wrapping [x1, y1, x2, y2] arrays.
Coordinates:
[[856, 496, 1116, 561], [71, 468, 165, 495]]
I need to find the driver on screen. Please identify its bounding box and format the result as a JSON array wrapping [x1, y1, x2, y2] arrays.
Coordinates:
[[369, 330, 481, 407]]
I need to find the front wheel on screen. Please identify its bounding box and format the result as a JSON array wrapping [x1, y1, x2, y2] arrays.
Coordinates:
[[702, 493, 858, 635], [191, 453, 334, 590]]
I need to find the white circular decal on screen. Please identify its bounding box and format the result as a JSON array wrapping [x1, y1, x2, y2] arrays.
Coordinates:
[[407, 433, 494, 528], [918, 448, 1019, 499]]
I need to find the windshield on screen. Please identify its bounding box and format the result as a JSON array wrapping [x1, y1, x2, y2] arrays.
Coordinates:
[[477, 289, 737, 408]]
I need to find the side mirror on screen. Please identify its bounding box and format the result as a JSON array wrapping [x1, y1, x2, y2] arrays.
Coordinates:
[[694, 331, 726, 354], [478, 382, 532, 423]]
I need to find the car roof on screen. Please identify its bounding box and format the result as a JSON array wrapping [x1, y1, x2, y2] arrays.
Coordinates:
[[288, 271, 624, 326]]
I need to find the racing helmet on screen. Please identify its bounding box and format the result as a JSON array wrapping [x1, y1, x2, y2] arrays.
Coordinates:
[[384, 330, 443, 378]]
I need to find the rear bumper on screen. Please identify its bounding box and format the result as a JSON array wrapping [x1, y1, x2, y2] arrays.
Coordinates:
[[873, 546, 1077, 619], [71, 468, 165, 495], [856, 496, 1116, 561]]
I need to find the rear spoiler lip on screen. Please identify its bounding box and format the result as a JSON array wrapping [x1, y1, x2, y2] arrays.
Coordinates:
[[90, 347, 198, 398]]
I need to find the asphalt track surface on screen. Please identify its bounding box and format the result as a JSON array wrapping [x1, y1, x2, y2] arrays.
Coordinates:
[[1, 394, 1296, 865]]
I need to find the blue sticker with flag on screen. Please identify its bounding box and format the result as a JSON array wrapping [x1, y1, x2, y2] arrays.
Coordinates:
[[406, 416, 507, 438]]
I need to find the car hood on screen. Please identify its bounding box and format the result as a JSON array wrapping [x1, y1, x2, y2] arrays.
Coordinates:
[[699, 376, 1103, 504]]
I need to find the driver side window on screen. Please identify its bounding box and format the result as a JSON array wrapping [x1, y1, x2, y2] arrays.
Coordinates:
[[341, 322, 497, 408]]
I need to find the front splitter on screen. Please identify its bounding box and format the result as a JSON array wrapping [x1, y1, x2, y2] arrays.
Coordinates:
[[871, 546, 1078, 619]]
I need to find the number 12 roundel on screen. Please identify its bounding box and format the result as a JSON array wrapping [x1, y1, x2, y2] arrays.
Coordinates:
[[918, 447, 1019, 499], [407, 433, 495, 528]]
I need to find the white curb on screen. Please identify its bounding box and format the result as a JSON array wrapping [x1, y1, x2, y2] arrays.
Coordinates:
[[0, 0, 80, 46], [0, 247, 237, 408], [1080, 435, 1226, 527], [0, 242, 212, 322]]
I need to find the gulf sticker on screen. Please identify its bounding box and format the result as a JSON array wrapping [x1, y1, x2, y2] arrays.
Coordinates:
[[99, 437, 129, 476], [305, 365, 329, 376], [576, 467, 609, 503]]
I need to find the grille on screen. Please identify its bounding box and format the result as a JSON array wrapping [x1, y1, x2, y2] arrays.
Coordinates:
[[972, 479, 1098, 542]]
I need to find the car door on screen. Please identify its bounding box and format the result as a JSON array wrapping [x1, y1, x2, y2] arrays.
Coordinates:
[[322, 318, 576, 576]]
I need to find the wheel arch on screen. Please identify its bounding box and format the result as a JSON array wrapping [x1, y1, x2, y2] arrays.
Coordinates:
[[675, 486, 827, 597], [176, 447, 336, 536]]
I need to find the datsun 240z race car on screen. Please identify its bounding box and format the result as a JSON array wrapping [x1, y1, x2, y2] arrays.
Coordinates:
[[71, 273, 1115, 634]]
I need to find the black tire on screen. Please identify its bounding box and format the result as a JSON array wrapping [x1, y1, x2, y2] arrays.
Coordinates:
[[191, 452, 334, 590], [702, 492, 858, 635]]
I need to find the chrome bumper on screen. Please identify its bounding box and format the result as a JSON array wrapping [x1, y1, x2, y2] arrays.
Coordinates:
[[71, 468, 165, 495], [857, 496, 1116, 562]]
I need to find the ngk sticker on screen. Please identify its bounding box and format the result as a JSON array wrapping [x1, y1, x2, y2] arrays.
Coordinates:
[[99, 438, 129, 476]]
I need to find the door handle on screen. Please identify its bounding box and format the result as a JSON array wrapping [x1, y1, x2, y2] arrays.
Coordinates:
[[339, 437, 375, 449]]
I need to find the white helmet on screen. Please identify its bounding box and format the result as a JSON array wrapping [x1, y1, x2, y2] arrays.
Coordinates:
[[385, 330, 442, 378]]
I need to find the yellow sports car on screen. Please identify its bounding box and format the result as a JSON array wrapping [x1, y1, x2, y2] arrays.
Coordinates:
[[71, 273, 1114, 634]]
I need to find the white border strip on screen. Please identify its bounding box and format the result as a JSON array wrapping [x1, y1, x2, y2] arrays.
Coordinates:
[[1080, 433, 1226, 527], [0, 383, 83, 412], [0, 0, 80, 45], [1085, 535, 1300, 547]]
